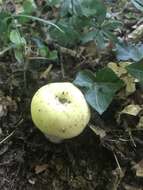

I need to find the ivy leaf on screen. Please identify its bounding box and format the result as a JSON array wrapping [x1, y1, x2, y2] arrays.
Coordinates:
[[74, 68, 124, 114], [47, 0, 62, 6], [102, 20, 122, 31], [49, 19, 80, 47], [32, 37, 58, 60], [116, 42, 143, 62], [85, 83, 118, 114], [74, 70, 96, 89], [126, 60, 143, 83], [81, 0, 106, 23], [82, 30, 106, 49], [61, 0, 82, 16], [82, 19, 121, 48], [131, 0, 143, 12]]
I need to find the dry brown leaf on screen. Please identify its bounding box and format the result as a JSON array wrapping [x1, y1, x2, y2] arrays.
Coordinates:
[[123, 75, 136, 96], [108, 62, 127, 77], [0, 104, 7, 117], [40, 64, 53, 80], [89, 125, 106, 138], [124, 184, 142, 190], [34, 164, 48, 174], [133, 160, 143, 177], [28, 178, 36, 185], [121, 104, 142, 116], [108, 62, 136, 96], [84, 42, 97, 59], [128, 24, 143, 42], [137, 116, 143, 128]]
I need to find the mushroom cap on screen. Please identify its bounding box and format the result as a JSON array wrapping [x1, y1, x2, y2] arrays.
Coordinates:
[[31, 82, 90, 140]]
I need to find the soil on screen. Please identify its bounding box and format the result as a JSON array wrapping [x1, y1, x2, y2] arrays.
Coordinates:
[[1, 57, 143, 190], [1, 1, 143, 190]]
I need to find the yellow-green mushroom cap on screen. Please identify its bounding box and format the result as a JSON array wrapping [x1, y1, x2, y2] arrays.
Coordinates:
[[31, 82, 90, 143]]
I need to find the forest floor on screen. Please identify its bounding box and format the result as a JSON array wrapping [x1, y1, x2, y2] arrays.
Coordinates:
[[0, 0, 143, 190]]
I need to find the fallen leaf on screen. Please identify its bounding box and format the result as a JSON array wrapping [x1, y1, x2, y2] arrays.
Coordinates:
[[124, 183, 142, 190], [123, 75, 136, 96], [28, 178, 36, 185], [40, 64, 52, 80], [108, 62, 128, 77], [108, 62, 136, 96], [128, 24, 143, 42], [83, 42, 97, 60], [0, 104, 7, 117], [34, 164, 48, 174], [116, 42, 143, 62], [137, 116, 143, 128], [121, 104, 142, 116], [89, 125, 106, 138], [133, 160, 143, 177]]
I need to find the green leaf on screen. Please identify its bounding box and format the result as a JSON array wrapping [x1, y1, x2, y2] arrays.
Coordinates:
[[48, 50, 58, 60], [49, 19, 80, 46], [81, 30, 107, 49], [86, 68, 124, 114], [131, 0, 143, 12], [82, 19, 121, 48], [85, 83, 118, 114], [71, 15, 91, 31], [23, 0, 37, 14], [0, 12, 11, 34], [95, 31, 107, 49], [47, 0, 61, 6], [116, 42, 143, 62], [126, 60, 143, 83], [81, 0, 106, 23], [61, 0, 83, 16], [94, 68, 123, 85], [73, 70, 96, 89], [74, 68, 124, 114], [10, 30, 26, 46], [81, 31, 97, 44], [39, 46, 49, 57], [102, 20, 122, 31], [0, 12, 11, 44], [14, 48, 24, 63]]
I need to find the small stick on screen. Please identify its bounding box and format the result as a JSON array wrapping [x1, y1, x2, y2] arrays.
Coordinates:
[[127, 128, 136, 147], [0, 118, 23, 145], [59, 53, 65, 78], [113, 152, 123, 175], [40, 64, 53, 79]]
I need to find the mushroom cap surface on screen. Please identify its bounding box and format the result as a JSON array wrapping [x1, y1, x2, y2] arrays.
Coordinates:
[[31, 82, 90, 140]]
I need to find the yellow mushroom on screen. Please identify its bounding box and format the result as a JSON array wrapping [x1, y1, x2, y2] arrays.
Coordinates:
[[31, 82, 90, 143]]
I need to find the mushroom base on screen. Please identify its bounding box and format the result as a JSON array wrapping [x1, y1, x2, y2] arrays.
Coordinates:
[[45, 134, 63, 143]]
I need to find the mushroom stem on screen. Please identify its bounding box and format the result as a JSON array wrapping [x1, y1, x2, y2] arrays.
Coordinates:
[[45, 134, 63, 143]]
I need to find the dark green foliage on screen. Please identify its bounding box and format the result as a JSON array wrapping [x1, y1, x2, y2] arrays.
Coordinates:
[[74, 69, 124, 114]]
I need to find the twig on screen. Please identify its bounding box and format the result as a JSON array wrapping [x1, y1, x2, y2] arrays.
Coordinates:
[[0, 46, 13, 56], [0, 118, 23, 146], [28, 56, 53, 60], [59, 53, 65, 78], [113, 152, 123, 175], [40, 64, 53, 79], [127, 128, 136, 147], [54, 44, 80, 58], [0, 131, 15, 145]]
